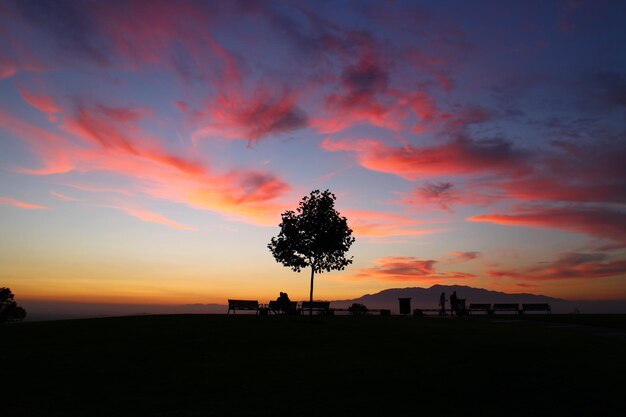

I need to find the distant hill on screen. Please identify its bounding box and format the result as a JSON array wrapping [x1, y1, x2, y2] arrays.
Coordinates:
[[21, 285, 626, 320], [331, 285, 626, 314], [21, 300, 227, 321]]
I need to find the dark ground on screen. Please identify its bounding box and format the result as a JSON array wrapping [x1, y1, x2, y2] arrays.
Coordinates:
[[1, 314, 625, 416]]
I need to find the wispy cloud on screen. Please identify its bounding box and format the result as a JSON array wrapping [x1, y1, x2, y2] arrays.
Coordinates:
[[0, 196, 48, 210], [448, 251, 482, 263], [18, 86, 61, 114], [488, 252, 626, 281], [108, 205, 195, 231], [468, 206, 626, 246], [350, 256, 475, 282], [49, 190, 79, 202], [193, 87, 308, 144], [321, 136, 530, 180], [345, 209, 444, 238], [0, 104, 291, 225]]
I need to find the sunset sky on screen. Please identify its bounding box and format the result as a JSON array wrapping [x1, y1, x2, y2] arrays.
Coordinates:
[[1, 0, 625, 306]]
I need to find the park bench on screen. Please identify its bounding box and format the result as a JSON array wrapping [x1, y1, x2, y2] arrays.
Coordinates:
[[414, 309, 441, 315], [493, 303, 520, 314], [323, 308, 391, 316], [300, 301, 331, 315], [227, 299, 260, 315], [369, 309, 391, 316], [521, 303, 551, 314], [268, 300, 298, 314], [468, 303, 492, 315]]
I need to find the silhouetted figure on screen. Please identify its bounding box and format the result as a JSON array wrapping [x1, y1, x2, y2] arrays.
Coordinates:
[[450, 291, 458, 316], [275, 291, 291, 314], [280, 292, 291, 313], [439, 292, 446, 316], [273, 292, 284, 314]]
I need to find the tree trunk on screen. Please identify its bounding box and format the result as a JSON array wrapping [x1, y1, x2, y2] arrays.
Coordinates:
[[309, 266, 315, 316]]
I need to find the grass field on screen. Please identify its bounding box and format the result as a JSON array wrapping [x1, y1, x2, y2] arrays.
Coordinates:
[[2, 314, 625, 416]]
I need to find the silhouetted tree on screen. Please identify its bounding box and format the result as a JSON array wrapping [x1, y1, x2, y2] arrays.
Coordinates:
[[348, 303, 368, 316], [0, 287, 27, 323], [268, 190, 355, 315]]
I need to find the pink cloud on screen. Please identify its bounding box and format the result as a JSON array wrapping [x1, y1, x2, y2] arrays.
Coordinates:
[[18, 87, 61, 114], [0, 105, 292, 226], [497, 177, 626, 204], [345, 209, 444, 237], [515, 283, 540, 289], [0, 196, 48, 210], [49, 190, 79, 202], [403, 90, 453, 133], [468, 206, 626, 245], [0, 109, 75, 175], [194, 86, 308, 144], [321, 136, 529, 180], [109, 206, 195, 231], [351, 256, 475, 282], [314, 54, 403, 134], [0, 63, 17, 79], [60, 103, 207, 176], [488, 252, 626, 281], [448, 251, 482, 262], [63, 183, 133, 197]]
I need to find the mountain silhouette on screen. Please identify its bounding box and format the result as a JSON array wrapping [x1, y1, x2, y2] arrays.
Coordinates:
[[20, 285, 626, 320], [331, 284, 626, 314]]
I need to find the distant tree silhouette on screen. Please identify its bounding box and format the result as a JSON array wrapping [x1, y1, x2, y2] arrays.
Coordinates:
[[348, 303, 368, 316], [268, 190, 355, 315], [0, 287, 27, 323]]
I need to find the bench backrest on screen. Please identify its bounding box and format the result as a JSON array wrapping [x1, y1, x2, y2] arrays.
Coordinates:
[[493, 303, 519, 310], [522, 303, 551, 311], [228, 299, 259, 310], [301, 301, 330, 310], [469, 303, 491, 310]]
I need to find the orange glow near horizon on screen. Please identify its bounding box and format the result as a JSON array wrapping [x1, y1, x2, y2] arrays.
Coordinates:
[[1, 1, 625, 310]]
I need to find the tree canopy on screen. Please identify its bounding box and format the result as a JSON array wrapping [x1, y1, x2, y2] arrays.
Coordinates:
[[0, 287, 27, 323], [268, 190, 354, 313]]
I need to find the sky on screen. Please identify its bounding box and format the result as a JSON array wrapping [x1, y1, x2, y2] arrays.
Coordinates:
[[1, 0, 625, 306]]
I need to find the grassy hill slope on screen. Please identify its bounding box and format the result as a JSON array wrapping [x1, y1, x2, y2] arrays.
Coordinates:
[[2, 314, 625, 416]]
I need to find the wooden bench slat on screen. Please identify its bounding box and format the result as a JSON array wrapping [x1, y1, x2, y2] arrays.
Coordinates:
[[493, 303, 520, 314], [300, 301, 331, 315], [521, 303, 551, 314], [268, 300, 298, 314], [468, 303, 492, 315], [227, 299, 260, 315], [493, 303, 519, 309]]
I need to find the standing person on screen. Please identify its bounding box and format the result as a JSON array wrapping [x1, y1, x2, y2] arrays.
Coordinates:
[[439, 292, 446, 316], [450, 291, 458, 316]]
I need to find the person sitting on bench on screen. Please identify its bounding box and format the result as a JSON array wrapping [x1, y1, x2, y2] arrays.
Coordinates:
[[275, 292, 292, 314]]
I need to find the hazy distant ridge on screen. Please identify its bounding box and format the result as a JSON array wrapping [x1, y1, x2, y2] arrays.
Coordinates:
[[331, 285, 625, 314], [21, 285, 626, 320]]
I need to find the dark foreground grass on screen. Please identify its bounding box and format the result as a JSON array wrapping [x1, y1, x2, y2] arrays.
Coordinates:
[[2, 314, 625, 417]]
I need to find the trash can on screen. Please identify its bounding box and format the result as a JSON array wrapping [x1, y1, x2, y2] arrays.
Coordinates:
[[398, 298, 411, 315], [456, 299, 466, 315]]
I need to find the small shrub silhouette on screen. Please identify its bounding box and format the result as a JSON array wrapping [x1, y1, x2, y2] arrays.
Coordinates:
[[348, 303, 368, 316], [0, 287, 27, 323]]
